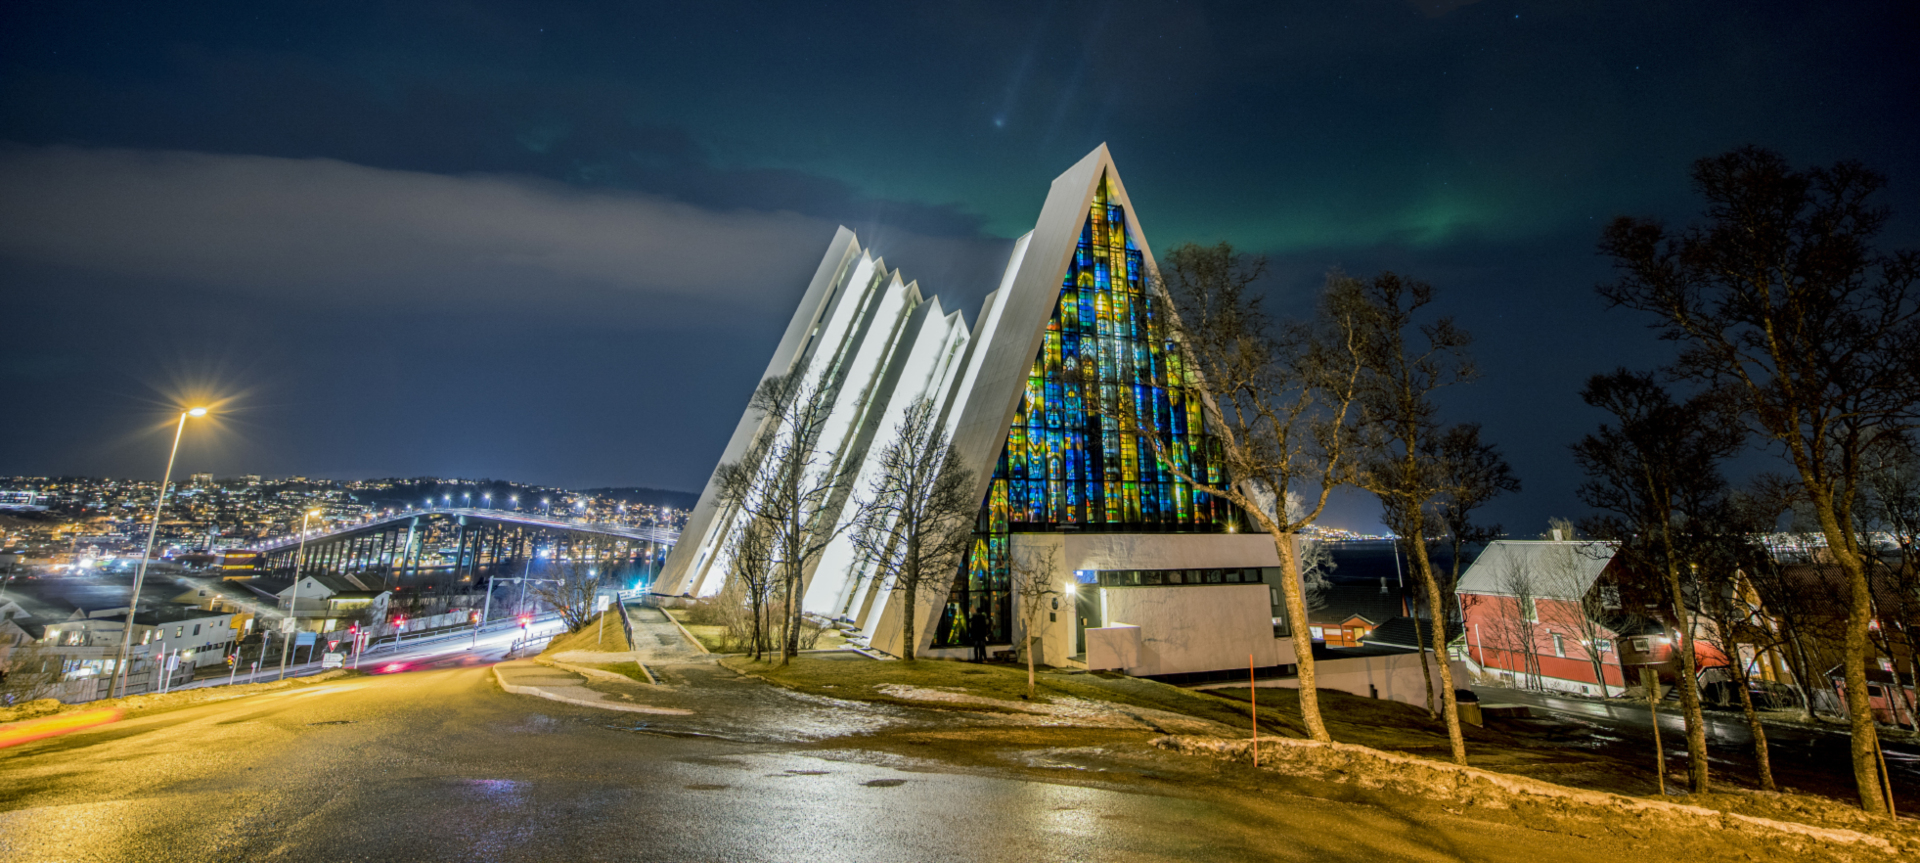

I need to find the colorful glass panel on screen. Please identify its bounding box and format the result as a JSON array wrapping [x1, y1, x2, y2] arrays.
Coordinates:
[[937, 171, 1245, 647]]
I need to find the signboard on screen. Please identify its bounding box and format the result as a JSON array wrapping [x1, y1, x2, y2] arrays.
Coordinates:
[[280, 618, 298, 634], [295, 631, 317, 646], [595, 595, 611, 612]]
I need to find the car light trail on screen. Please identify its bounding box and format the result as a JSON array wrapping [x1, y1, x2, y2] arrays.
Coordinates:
[[0, 709, 121, 749]]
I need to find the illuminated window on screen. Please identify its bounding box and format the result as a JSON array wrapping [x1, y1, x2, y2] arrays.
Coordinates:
[[937, 173, 1246, 647]]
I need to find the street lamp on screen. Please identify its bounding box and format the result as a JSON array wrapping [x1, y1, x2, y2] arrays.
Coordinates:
[[463, 492, 471, 508], [281, 509, 321, 680], [110, 406, 209, 698], [483, 493, 491, 509], [542, 498, 550, 517]]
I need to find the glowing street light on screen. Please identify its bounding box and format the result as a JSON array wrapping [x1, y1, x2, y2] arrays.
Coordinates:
[[110, 406, 209, 698], [483, 493, 492, 509]]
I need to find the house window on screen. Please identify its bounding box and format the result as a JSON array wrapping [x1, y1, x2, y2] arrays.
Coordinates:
[[1599, 585, 1621, 609], [1630, 637, 1650, 652], [1521, 596, 1538, 622], [175, 626, 183, 638], [1552, 634, 1565, 658], [192, 624, 200, 636], [1595, 638, 1613, 653]]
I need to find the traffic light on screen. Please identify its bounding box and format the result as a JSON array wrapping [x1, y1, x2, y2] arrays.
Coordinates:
[[518, 615, 530, 629]]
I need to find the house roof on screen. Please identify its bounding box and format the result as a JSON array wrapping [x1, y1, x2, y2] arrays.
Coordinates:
[[278, 574, 378, 597], [1455, 540, 1616, 601], [1360, 616, 1464, 650]]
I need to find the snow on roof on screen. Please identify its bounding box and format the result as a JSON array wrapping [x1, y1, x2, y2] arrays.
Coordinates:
[[1455, 540, 1616, 601]]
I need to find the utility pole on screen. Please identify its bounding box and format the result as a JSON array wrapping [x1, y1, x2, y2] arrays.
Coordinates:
[[110, 406, 208, 699], [280, 510, 319, 681]]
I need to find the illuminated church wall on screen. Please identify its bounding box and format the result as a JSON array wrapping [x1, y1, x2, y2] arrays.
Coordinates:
[[662, 146, 1274, 661]]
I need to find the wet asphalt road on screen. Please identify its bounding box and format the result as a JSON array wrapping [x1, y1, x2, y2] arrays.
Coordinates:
[[0, 662, 1771, 863], [1474, 684, 1919, 807]]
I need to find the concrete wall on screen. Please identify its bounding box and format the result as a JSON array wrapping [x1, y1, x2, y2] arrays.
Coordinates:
[[1004, 532, 1289, 672], [1100, 584, 1296, 677], [1269, 654, 1468, 711]]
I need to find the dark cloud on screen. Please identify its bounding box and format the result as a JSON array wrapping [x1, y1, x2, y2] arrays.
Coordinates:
[[1, 1, 1914, 531], [0, 146, 1006, 323]]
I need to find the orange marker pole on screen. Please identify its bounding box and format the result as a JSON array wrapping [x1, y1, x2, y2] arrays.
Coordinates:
[[1250, 653, 1259, 768], [0, 708, 121, 749]]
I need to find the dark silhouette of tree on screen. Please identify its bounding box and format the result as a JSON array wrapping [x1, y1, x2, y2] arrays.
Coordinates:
[[1572, 369, 1743, 794], [1430, 423, 1520, 622], [1342, 271, 1475, 764], [1597, 146, 1919, 810]]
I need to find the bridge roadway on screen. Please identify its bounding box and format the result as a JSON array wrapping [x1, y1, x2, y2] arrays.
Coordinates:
[[254, 507, 679, 553]]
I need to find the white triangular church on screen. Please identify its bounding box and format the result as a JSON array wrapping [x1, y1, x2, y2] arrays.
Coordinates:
[[659, 146, 1298, 677]]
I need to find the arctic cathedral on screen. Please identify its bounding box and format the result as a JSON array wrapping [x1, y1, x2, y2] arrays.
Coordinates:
[[659, 146, 1297, 676]]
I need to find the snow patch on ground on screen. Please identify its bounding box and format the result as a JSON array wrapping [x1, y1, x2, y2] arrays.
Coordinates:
[[1156, 734, 1904, 855], [872, 684, 1232, 734]]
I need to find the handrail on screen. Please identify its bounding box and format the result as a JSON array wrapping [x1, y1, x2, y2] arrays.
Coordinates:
[[614, 591, 636, 652]]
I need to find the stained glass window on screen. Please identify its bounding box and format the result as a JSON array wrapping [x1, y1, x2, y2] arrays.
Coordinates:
[[936, 172, 1245, 647]]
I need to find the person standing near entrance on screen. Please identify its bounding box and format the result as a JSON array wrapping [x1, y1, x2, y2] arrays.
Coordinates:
[[968, 606, 990, 662]]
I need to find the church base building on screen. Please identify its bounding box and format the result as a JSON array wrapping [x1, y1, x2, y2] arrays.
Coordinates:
[[657, 146, 1296, 679]]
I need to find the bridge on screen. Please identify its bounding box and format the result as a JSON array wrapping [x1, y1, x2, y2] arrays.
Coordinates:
[[252, 508, 679, 592]]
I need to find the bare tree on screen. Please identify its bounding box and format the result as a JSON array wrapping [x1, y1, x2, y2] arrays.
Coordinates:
[[1686, 509, 1783, 791], [0, 640, 60, 705], [716, 371, 857, 665], [850, 398, 977, 662], [1533, 540, 1619, 699], [1859, 437, 1920, 730], [1572, 369, 1743, 794], [1106, 242, 1366, 743], [726, 517, 779, 660], [530, 563, 602, 634], [1494, 550, 1544, 691], [1295, 520, 1336, 615], [1431, 423, 1520, 625], [1598, 146, 1920, 811], [1343, 271, 1474, 765], [1010, 543, 1063, 699]]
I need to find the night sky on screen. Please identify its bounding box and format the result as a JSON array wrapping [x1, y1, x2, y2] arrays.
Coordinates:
[[2, 1, 1915, 534]]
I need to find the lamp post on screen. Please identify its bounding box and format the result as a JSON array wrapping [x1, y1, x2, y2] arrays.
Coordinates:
[[280, 509, 320, 680], [110, 406, 208, 699], [483, 493, 491, 510]]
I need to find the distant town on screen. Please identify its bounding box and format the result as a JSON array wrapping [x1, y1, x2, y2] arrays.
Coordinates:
[[0, 475, 695, 570]]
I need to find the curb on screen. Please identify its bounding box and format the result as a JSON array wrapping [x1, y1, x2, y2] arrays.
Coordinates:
[[491, 665, 690, 715], [657, 607, 711, 654], [539, 657, 659, 686]]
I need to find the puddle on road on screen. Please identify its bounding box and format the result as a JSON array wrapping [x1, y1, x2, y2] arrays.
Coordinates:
[[305, 720, 354, 726], [604, 722, 733, 741]]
